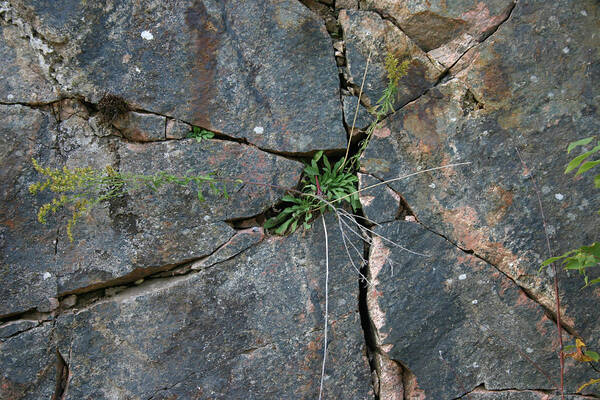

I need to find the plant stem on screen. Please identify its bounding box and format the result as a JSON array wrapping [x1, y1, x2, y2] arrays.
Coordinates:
[[318, 213, 329, 400], [516, 148, 564, 399], [340, 50, 372, 171]]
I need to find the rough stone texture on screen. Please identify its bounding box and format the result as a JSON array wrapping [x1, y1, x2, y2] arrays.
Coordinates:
[[343, 95, 373, 130], [1, 102, 303, 313], [165, 118, 191, 139], [465, 390, 595, 400], [55, 213, 371, 399], [361, 0, 600, 366], [367, 221, 595, 398], [358, 172, 403, 224], [0, 319, 39, 339], [0, 323, 56, 399], [0, 16, 57, 104], [0, 104, 61, 316], [1, 0, 600, 398], [359, 0, 516, 67], [112, 111, 166, 142], [339, 9, 444, 109], [7, 0, 346, 152], [55, 137, 303, 294]]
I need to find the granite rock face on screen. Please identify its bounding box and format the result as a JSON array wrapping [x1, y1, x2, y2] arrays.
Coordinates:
[[5, 0, 346, 152], [54, 213, 371, 399], [360, 0, 600, 397], [0, 13, 57, 104], [1, 0, 600, 398], [0, 323, 56, 399], [0, 101, 303, 314], [367, 221, 594, 397]]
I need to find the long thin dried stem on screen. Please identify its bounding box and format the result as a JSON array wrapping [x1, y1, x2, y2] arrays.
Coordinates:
[[516, 147, 564, 399]]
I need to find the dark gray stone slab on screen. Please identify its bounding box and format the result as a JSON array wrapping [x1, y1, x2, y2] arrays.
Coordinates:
[[0, 323, 56, 399], [0, 104, 60, 316], [465, 390, 593, 400], [360, 0, 600, 356], [54, 137, 304, 294], [56, 212, 372, 399], [10, 0, 346, 152], [1, 102, 303, 314], [0, 21, 57, 104], [112, 111, 166, 142], [367, 221, 595, 398], [343, 95, 373, 130]]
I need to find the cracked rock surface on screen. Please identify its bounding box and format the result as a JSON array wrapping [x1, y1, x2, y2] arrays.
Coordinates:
[[1, 0, 599, 399], [5, 0, 347, 152], [54, 213, 370, 399], [359, 0, 600, 398]]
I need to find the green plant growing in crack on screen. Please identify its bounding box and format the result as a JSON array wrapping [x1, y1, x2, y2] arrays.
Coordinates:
[[27, 52, 470, 400], [263, 151, 360, 234], [187, 126, 215, 142]]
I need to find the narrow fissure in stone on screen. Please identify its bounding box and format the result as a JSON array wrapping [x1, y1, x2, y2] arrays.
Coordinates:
[[359, 228, 381, 399], [52, 349, 70, 400]]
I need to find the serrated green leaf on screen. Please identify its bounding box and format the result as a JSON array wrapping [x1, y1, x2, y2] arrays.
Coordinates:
[[565, 146, 600, 173], [576, 159, 600, 176], [290, 220, 298, 233], [563, 345, 577, 352], [314, 150, 323, 162], [567, 137, 595, 153]]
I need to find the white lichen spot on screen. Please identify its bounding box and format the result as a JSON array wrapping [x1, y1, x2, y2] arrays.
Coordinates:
[[581, 10, 588, 16], [526, 347, 534, 354], [541, 185, 551, 194], [135, 66, 141, 73], [253, 126, 264, 134], [554, 193, 564, 201], [562, 47, 570, 54], [42, 272, 51, 280], [141, 30, 154, 40], [459, 274, 467, 280], [472, 362, 479, 368], [530, 75, 539, 83], [567, 212, 576, 221], [7, 94, 14, 100], [428, 183, 436, 189], [472, 299, 478, 305], [547, 92, 554, 98]]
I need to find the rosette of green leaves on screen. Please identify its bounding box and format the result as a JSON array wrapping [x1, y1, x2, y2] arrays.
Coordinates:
[[265, 151, 360, 235]]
